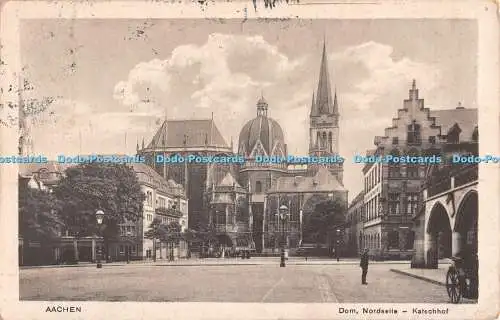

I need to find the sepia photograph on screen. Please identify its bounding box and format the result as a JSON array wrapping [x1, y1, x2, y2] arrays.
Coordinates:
[[0, 1, 498, 319]]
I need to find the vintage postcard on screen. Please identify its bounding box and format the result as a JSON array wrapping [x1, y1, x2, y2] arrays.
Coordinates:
[[0, 0, 498, 319]]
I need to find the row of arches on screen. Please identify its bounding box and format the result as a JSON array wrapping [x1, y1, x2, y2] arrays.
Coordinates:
[[425, 191, 478, 266]]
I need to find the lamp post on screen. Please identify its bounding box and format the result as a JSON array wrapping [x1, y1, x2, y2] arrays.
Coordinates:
[[277, 204, 289, 267], [335, 228, 341, 262], [95, 210, 105, 269]]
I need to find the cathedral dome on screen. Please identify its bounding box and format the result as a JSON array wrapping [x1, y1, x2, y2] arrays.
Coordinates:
[[238, 96, 286, 157]]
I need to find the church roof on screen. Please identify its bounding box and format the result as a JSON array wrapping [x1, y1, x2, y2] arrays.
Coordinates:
[[238, 112, 285, 157], [267, 166, 346, 194], [430, 107, 477, 140], [147, 119, 229, 149]]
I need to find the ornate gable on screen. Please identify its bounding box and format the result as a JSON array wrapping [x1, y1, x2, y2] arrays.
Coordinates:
[[271, 141, 285, 157], [249, 140, 268, 158]]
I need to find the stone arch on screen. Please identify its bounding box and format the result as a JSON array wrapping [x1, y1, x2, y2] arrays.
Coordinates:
[[453, 190, 478, 255], [426, 202, 452, 267]]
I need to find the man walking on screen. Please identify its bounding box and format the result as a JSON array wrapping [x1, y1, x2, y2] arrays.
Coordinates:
[[360, 248, 369, 285]]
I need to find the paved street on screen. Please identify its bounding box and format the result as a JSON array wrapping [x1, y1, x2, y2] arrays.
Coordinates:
[[19, 262, 468, 303]]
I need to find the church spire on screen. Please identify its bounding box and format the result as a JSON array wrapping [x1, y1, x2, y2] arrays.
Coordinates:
[[333, 88, 339, 114], [314, 39, 334, 115]]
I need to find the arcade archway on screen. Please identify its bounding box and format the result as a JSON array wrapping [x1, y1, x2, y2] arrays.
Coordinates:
[[454, 191, 478, 256], [426, 202, 452, 267]]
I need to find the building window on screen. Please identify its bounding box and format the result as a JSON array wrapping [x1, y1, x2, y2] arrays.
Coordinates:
[[388, 231, 399, 249], [255, 181, 262, 193], [389, 163, 400, 178], [428, 136, 436, 144], [392, 137, 398, 145], [388, 193, 400, 215], [407, 164, 419, 178], [406, 193, 419, 215], [159, 197, 166, 208], [146, 191, 153, 206], [407, 121, 422, 145]]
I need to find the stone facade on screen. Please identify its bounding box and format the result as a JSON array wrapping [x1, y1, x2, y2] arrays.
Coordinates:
[[357, 80, 478, 260]]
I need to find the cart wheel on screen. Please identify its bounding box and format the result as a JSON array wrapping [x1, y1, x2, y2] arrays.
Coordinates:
[[446, 268, 461, 304]]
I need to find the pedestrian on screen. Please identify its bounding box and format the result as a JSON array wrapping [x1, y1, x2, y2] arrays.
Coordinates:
[[360, 248, 369, 285]]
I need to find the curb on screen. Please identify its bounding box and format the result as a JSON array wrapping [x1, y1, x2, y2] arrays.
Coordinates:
[[390, 268, 445, 286]]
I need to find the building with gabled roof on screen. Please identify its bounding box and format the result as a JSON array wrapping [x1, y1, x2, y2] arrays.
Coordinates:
[[355, 79, 478, 261], [137, 117, 234, 234]]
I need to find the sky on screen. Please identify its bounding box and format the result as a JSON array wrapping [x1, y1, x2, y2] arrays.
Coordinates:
[[20, 18, 477, 197]]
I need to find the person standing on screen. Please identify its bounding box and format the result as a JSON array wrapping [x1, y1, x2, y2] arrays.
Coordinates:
[[360, 248, 369, 285]]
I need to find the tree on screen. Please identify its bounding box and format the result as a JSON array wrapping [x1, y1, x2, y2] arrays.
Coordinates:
[[19, 181, 63, 242], [302, 198, 346, 245], [145, 219, 184, 260], [53, 163, 145, 260]]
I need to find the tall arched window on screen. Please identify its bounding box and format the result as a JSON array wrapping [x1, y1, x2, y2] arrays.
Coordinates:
[[322, 132, 327, 149]]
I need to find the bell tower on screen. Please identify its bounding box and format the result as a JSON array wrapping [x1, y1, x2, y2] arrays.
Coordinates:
[[308, 40, 343, 183]]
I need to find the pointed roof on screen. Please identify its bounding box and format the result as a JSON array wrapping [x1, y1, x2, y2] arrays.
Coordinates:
[[313, 40, 335, 116], [333, 89, 339, 114], [147, 119, 229, 149], [309, 92, 316, 116], [218, 172, 241, 188]]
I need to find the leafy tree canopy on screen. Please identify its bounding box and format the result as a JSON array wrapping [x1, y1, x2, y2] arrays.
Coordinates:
[[144, 218, 184, 243], [19, 180, 63, 241], [53, 163, 145, 239], [303, 198, 346, 244]]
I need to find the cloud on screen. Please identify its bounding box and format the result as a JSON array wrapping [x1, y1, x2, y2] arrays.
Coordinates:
[[30, 99, 159, 157], [113, 33, 308, 150], [328, 41, 442, 194]]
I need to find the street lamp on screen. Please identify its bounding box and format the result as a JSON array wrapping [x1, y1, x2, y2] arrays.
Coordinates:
[[277, 204, 289, 267], [335, 228, 341, 262], [95, 209, 105, 269]]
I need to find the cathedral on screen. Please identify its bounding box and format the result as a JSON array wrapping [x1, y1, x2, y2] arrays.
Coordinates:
[[137, 41, 348, 254]]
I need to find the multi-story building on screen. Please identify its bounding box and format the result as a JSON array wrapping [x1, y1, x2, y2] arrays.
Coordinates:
[[128, 163, 188, 260], [345, 190, 364, 256], [361, 81, 431, 260], [359, 80, 476, 260]]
